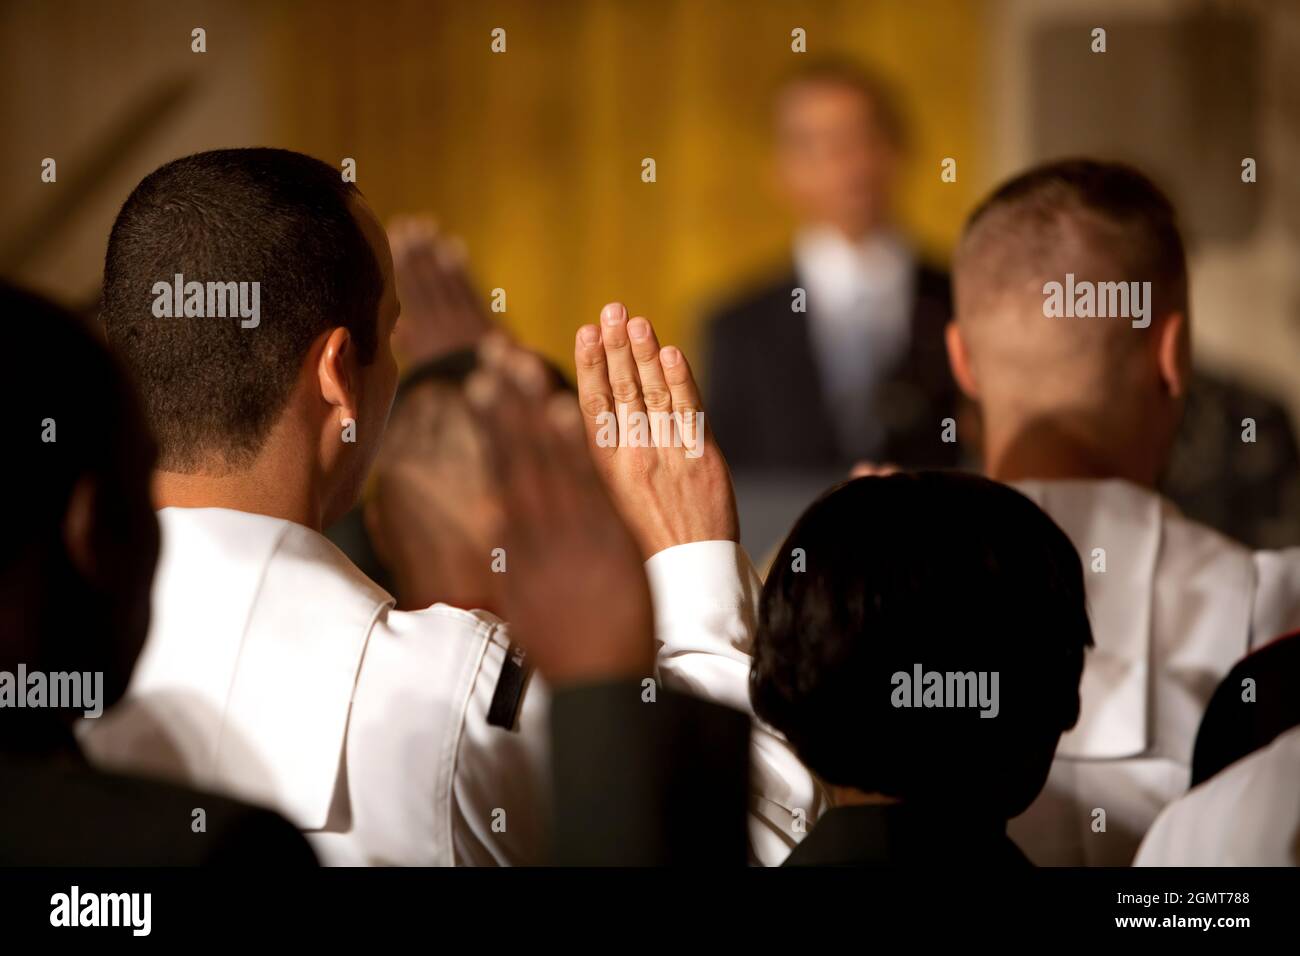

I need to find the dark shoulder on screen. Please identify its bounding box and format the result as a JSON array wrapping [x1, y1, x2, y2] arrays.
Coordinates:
[[1189, 371, 1299, 436], [705, 264, 801, 338], [0, 759, 316, 866], [914, 259, 952, 305]]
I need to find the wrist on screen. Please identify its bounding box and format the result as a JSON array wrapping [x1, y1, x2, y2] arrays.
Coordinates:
[[537, 647, 655, 689]]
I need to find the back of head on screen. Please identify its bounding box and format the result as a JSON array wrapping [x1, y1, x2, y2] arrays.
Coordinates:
[[367, 349, 572, 611], [101, 148, 382, 474], [953, 160, 1188, 436], [752, 471, 1092, 819], [368, 351, 494, 610], [4, 283, 157, 722]]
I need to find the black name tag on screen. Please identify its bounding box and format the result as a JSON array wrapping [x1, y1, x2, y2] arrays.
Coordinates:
[[486, 641, 530, 731]]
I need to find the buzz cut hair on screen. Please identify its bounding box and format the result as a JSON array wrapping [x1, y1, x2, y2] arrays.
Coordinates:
[[101, 147, 383, 473], [954, 159, 1188, 328]]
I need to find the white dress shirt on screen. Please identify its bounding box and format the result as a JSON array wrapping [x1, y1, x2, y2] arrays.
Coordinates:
[[79, 508, 759, 866], [795, 226, 916, 458], [1134, 723, 1300, 866], [1008, 479, 1300, 866]]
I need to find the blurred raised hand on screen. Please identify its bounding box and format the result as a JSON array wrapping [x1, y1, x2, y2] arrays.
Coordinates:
[[574, 302, 739, 558], [388, 215, 492, 364], [466, 334, 654, 686], [850, 461, 901, 478]]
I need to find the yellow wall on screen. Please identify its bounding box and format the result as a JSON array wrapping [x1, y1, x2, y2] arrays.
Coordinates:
[[2, 0, 986, 374], [264, 0, 986, 370]]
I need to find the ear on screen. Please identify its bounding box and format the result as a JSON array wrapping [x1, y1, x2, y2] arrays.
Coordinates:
[[1156, 311, 1190, 399], [945, 321, 980, 399], [62, 476, 99, 583], [317, 327, 359, 423]]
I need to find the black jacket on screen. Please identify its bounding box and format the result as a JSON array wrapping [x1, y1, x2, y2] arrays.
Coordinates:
[[549, 682, 750, 866], [783, 803, 1032, 867], [0, 714, 316, 866], [703, 262, 960, 471]]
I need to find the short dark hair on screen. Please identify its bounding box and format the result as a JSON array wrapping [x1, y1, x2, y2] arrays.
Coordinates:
[[751, 471, 1092, 818], [101, 148, 383, 472], [956, 159, 1188, 323], [395, 347, 574, 405], [774, 57, 908, 149]]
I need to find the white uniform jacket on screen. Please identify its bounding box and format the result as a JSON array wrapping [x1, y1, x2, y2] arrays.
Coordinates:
[[1008, 479, 1300, 865], [80, 508, 773, 865], [1134, 723, 1300, 866]]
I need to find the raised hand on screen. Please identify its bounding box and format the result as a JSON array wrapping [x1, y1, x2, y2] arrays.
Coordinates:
[[466, 335, 654, 686], [574, 302, 739, 559], [388, 215, 492, 364], [850, 461, 901, 478]]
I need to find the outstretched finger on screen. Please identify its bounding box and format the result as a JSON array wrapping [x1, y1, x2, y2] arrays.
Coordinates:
[[574, 322, 617, 460], [627, 316, 673, 428], [660, 345, 708, 455], [599, 302, 646, 420]]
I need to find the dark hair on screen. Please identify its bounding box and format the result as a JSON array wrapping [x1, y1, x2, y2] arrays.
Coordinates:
[[6, 283, 139, 569], [957, 158, 1188, 321], [774, 57, 908, 149], [101, 147, 383, 472], [751, 471, 1092, 818], [395, 347, 574, 405], [4, 283, 155, 714]]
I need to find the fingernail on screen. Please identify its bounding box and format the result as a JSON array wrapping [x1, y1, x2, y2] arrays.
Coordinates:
[[479, 332, 510, 366], [578, 325, 599, 346], [547, 394, 583, 433], [660, 346, 681, 368], [628, 318, 650, 341], [437, 236, 467, 266], [465, 371, 497, 408], [601, 303, 625, 327], [512, 353, 548, 397]]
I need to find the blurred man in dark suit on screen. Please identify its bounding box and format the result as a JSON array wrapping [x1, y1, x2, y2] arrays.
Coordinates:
[[0, 283, 314, 866], [704, 60, 959, 472]]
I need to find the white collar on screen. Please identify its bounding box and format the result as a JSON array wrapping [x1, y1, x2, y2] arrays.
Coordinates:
[[793, 226, 913, 317], [1010, 479, 1161, 759], [100, 507, 393, 829]]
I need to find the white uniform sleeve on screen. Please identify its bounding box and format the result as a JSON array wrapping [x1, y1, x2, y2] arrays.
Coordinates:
[[447, 615, 553, 867], [1252, 548, 1300, 647], [350, 605, 551, 866], [1135, 725, 1300, 866], [644, 540, 827, 865]]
